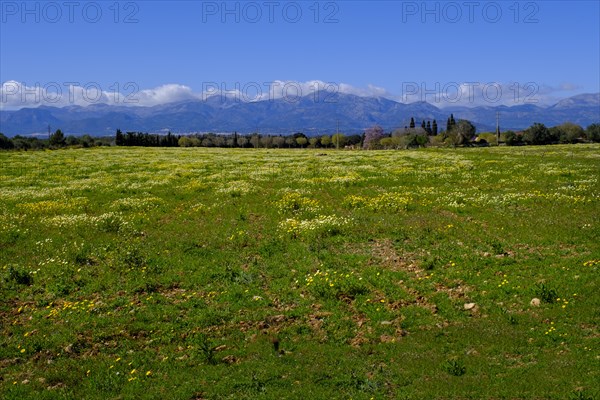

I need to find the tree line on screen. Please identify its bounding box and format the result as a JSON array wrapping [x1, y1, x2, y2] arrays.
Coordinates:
[[1, 120, 598, 151], [111, 121, 600, 149], [116, 130, 365, 149], [0, 130, 112, 150], [502, 122, 600, 146], [115, 130, 180, 147]]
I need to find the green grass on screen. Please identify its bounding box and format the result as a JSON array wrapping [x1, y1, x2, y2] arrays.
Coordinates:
[[1, 145, 599, 399]]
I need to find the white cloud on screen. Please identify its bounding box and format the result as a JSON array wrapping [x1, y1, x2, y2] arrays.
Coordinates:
[[0, 81, 203, 110], [133, 84, 201, 106], [339, 83, 391, 98], [399, 81, 585, 108], [205, 80, 395, 103], [0, 79, 587, 110]]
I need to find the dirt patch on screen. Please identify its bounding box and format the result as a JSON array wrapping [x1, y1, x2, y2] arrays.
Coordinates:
[[348, 313, 372, 347], [369, 239, 421, 273], [369, 239, 474, 313]]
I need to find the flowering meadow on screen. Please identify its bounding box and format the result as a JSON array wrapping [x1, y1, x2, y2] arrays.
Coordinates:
[[1, 145, 599, 399]]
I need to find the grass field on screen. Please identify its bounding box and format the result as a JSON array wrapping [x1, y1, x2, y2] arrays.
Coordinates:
[[1, 145, 599, 399]]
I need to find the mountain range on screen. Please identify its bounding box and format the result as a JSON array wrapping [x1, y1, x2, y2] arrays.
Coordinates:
[[1, 92, 598, 137]]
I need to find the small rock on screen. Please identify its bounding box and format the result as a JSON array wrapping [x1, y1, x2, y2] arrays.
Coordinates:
[[464, 303, 476, 310], [266, 314, 286, 323], [47, 383, 65, 390], [222, 355, 237, 364], [379, 334, 396, 343], [530, 298, 541, 307]]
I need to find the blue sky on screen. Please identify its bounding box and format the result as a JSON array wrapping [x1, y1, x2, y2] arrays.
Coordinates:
[[1, 0, 599, 109]]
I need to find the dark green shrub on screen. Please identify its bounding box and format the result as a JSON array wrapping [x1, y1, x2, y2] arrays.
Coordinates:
[[444, 359, 466, 376], [7, 265, 33, 286], [535, 283, 558, 303]]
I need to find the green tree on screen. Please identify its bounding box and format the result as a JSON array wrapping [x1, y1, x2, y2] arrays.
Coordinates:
[[309, 137, 319, 148], [237, 136, 250, 147], [115, 129, 124, 146], [478, 132, 498, 146], [296, 137, 308, 148], [65, 135, 80, 146], [272, 136, 286, 148], [557, 122, 585, 144], [49, 129, 66, 147], [380, 137, 402, 149], [0, 133, 14, 149], [547, 126, 561, 143], [453, 119, 476, 146], [586, 123, 600, 142], [201, 137, 214, 147], [320, 135, 331, 148], [447, 114, 456, 132], [523, 123, 549, 145], [504, 130, 520, 146], [285, 137, 296, 148], [331, 133, 346, 149], [399, 133, 427, 149], [409, 117, 415, 129], [346, 134, 362, 147], [260, 136, 273, 148], [11, 136, 28, 150], [432, 119, 438, 136], [80, 134, 95, 148], [178, 137, 193, 147]]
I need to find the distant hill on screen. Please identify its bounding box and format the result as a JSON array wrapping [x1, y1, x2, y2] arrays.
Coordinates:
[[1, 93, 598, 137]]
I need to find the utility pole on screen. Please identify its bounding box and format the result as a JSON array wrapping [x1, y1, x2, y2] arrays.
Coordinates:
[[496, 112, 500, 145], [336, 119, 340, 149]]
